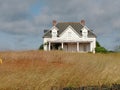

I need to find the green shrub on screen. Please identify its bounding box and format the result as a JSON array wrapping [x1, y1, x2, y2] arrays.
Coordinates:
[[95, 47, 107, 53], [39, 44, 43, 50], [95, 41, 108, 53], [96, 41, 101, 47]]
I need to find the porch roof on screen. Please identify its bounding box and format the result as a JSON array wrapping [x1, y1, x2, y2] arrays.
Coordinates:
[[47, 39, 92, 43]]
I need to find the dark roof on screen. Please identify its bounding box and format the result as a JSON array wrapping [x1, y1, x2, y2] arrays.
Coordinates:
[[43, 30, 52, 38], [43, 22, 96, 38]]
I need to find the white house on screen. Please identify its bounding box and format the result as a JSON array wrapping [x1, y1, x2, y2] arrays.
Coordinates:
[[43, 20, 96, 53]]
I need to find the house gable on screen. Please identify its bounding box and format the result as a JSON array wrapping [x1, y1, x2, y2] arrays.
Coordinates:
[[59, 25, 81, 40], [50, 26, 59, 31], [56, 22, 83, 36]]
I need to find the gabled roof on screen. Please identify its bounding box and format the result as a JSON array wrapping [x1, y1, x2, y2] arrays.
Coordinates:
[[43, 22, 96, 38]]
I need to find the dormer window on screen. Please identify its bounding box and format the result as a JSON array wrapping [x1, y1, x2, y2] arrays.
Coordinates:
[[82, 31, 88, 38], [50, 25, 58, 38], [52, 32, 57, 37], [82, 28, 88, 38], [51, 27, 58, 38]]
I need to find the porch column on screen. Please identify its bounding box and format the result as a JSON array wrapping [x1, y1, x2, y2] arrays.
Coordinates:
[[61, 42, 64, 50], [90, 42, 92, 52], [77, 42, 79, 52], [48, 42, 51, 51]]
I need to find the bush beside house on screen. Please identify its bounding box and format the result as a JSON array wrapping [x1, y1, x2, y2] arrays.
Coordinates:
[[95, 41, 108, 53], [39, 44, 44, 50]]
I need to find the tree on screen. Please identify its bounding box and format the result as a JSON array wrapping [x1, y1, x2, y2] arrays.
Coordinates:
[[96, 41, 101, 47], [95, 41, 108, 53]]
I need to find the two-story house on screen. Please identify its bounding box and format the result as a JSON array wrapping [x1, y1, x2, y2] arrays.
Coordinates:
[[43, 20, 96, 53]]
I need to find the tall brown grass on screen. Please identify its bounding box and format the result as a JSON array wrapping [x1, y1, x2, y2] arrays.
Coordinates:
[[0, 50, 120, 90]]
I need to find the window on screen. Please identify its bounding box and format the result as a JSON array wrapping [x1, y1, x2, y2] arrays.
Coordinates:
[[82, 30, 88, 38], [83, 32, 87, 38], [52, 32, 57, 37]]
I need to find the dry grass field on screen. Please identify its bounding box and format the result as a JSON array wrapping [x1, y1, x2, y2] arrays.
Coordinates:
[[0, 50, 120, 90]]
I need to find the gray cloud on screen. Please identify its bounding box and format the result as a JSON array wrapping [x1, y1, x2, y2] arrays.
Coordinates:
[[0, 0, 120, 50], [40, 0, 120, 50], [0, 0, 39, 34]]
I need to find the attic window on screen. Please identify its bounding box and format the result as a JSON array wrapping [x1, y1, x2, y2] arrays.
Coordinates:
[[82, 32, 88, 38], [52, 32, 57, 37]]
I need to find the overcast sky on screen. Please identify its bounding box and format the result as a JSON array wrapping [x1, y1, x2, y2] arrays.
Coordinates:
[[0, 0, 120, 51]]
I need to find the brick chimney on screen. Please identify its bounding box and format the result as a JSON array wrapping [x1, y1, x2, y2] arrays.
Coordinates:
[[80, 20, 85, 26], [52, 20, 57, 26]]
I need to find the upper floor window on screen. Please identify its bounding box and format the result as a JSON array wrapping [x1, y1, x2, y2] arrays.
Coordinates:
[[82, 30, 88, 38], [52, 32, 57, 37], [82, 32, 87, 38]]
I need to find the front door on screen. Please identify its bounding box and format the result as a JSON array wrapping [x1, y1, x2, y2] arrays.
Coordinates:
[[67, 43, 77, 52], [83, 44, 87, 52], [79, 43, 90, 52]]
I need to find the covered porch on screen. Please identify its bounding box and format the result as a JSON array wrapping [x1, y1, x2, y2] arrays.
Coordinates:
[[46, 41, 93, 52]]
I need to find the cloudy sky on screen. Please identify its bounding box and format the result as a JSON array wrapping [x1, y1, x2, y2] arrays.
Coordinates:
[[0, 0, 120, 51]]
